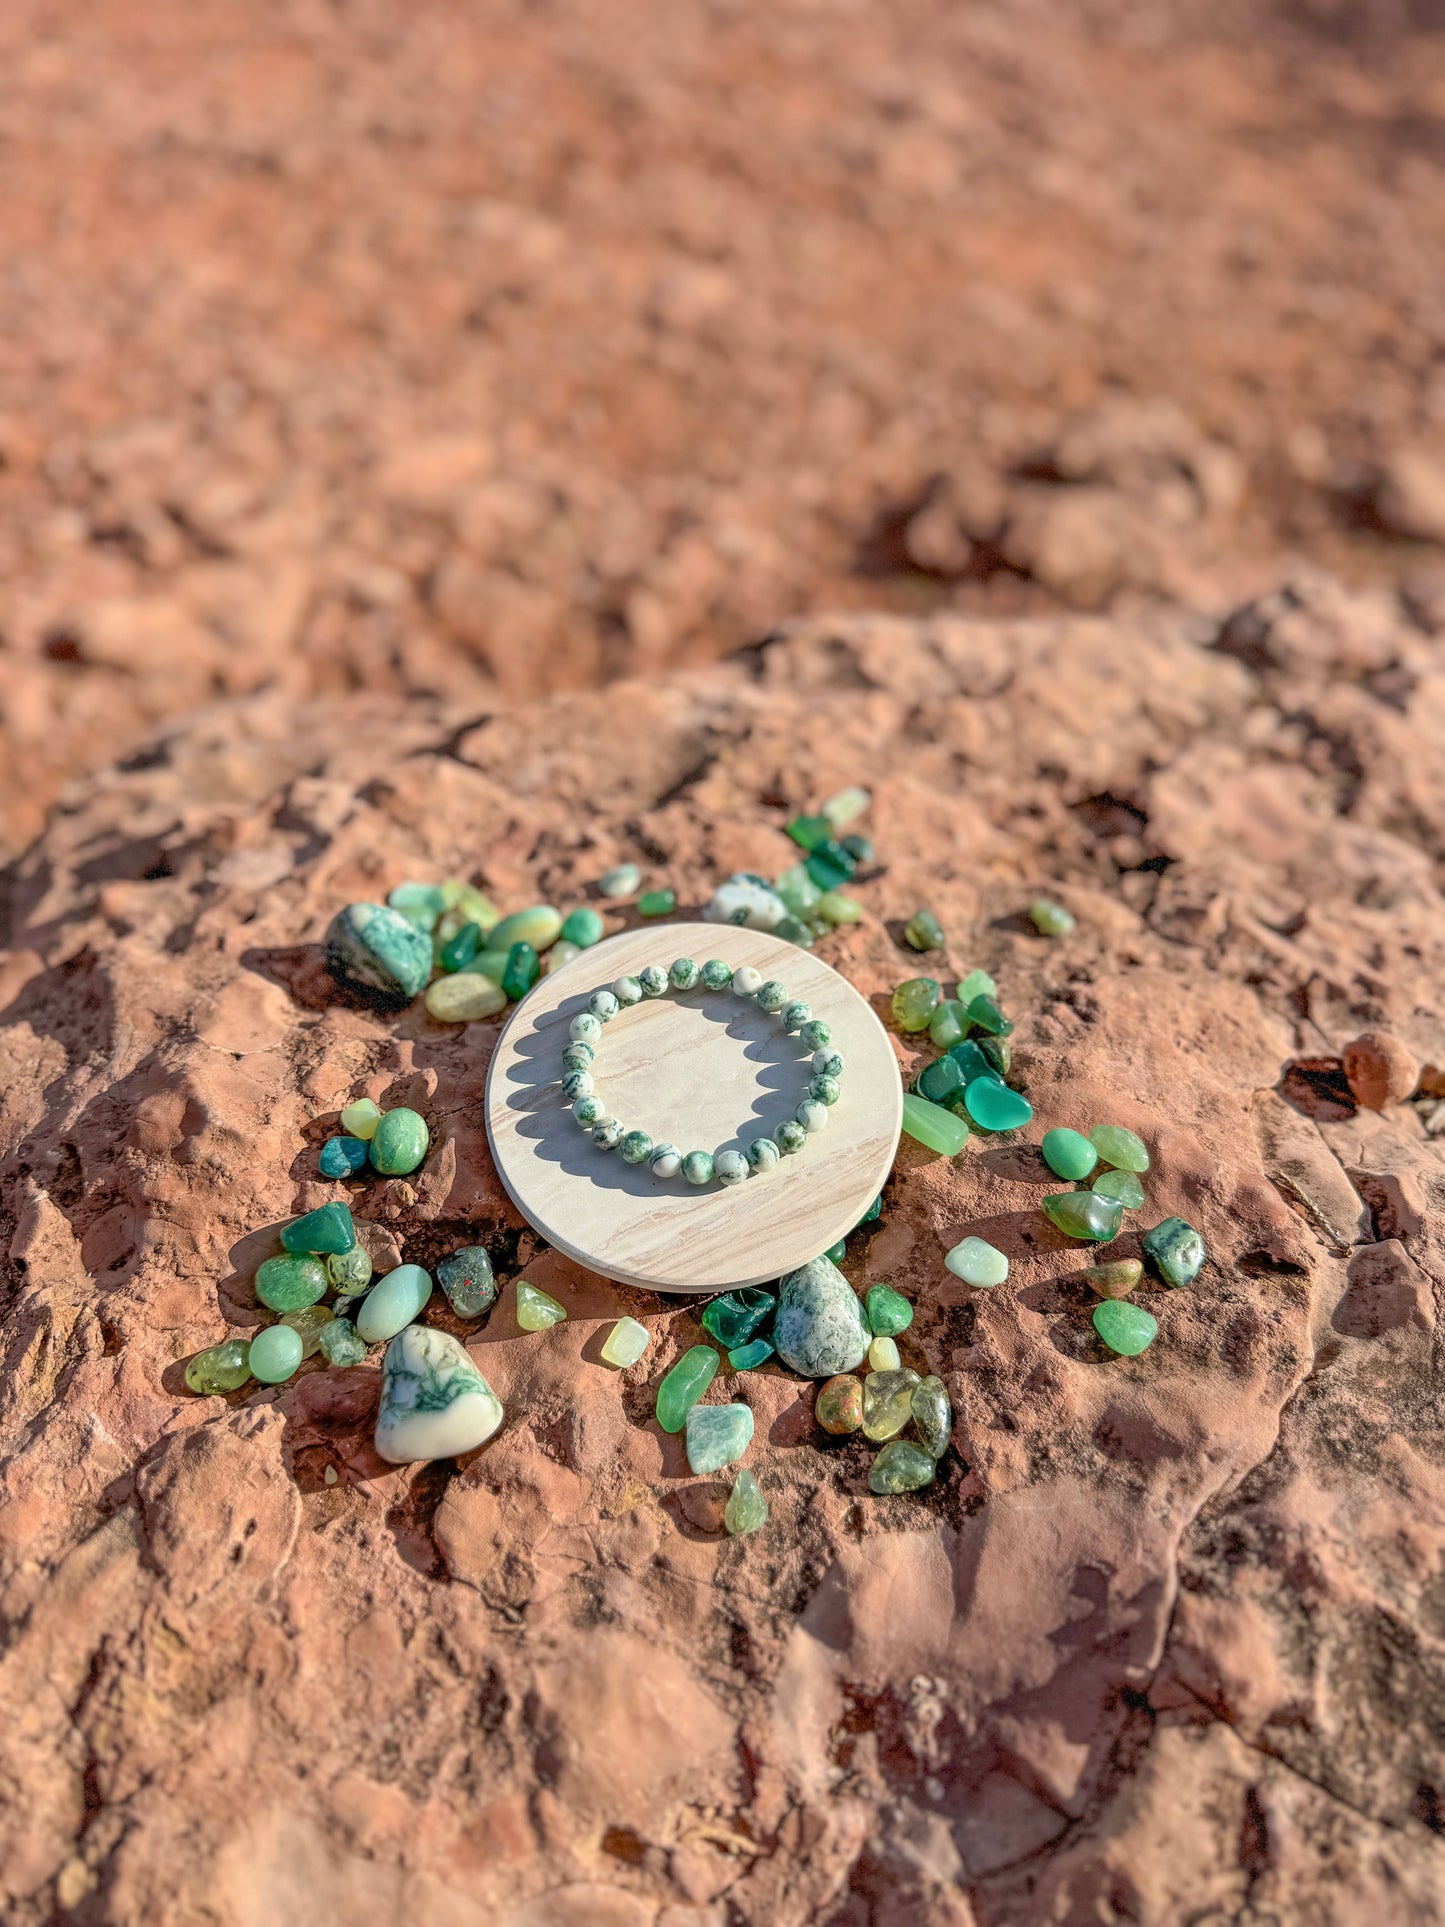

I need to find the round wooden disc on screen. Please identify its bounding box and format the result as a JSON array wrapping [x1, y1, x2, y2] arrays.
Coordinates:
[[485, 921, 902, 1294]]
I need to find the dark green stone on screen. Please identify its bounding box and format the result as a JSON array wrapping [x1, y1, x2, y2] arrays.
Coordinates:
[[977, 1032, 1012, 1077], [700, 1288, 776, 1349], [1092, 1169, 1145, 1209], [824, 1240, 846, 1263], [916, 1054, 966, 1111], [965, 993, 1013, 1037], [963, 1078, 1034, 1132], [1043, 1191, 1125, 1242], [501, 941, 540, 999], [324, 901, 432, 1002], [928, 999, 969, 1049], [438, 920, 483, 972], [840, 833, 874, 863], [1142, 1217, 1205, 1288], [869, 1440, 936, 1494], [727, 1337, 774, 1371], [786, 813, 832, 851], [948, 1039, 999, 1087], [1093, 1300, 1158, 1356], [318, 1135, 368, 1178], [804, 840, 857, 891], [857, 1193, 884, 1226], [436, 1244, 498, 1318], [255, 1254, 328, 1313], [865, 1284, 913, 1337], [280, 1201, 355, 1255]]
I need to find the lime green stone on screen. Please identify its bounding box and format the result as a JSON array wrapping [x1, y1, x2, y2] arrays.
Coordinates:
[[1029, 898, 1076, 936], [869, 1334, 900, 1372], [438, 920, 483, 972], [816, 892, 863, 925], [892, 978, 941, 1033], [185, 1337, 252, 1394], [388, 882, 448, 929], [956, 968, 997, 1004], [255, 1254, 328, 1313], [1093, 1169, 1145, 1209], [1093, 1300, 1158, 1356], [724, 1468, 768, 1536], [964, 1079, 1034, 1132], [501, 941, 540, 999], [327, 1246, 373, 1295], [1088, 1126, 1150, 1173], [869, 1439, 936, 1494], [786, 813, 832, 851], [370, 1107, 429, 1176], [638, 889, 676, 917], [965, 993, 1013, 1037], [425, 971, 506, 1022], [656, 1344, 720, 1432], [440, 882, 499, 931], [1142, 1217, 1205, 1288], [902, 1093, 969, 1157], [280, 1304, 335, 1358], [1043, 1191, 1125, 1242], [821, 785, 870, 830], [865, 1284, 913, 1336], [929, 999, 969, 1049], [339, 1098, 382, 1140], [904, 909, 945, 952], [601, 1316, 651, 1367], [560, 906, 605, 948], [281, 1201, 355, 1255], [249, 1323, 304, 1384], [1041, 1128, 1098, 1181], [516, 1280, 567, 1331], [489, 905, 562, 953], [862, 1367, 922, 1441]]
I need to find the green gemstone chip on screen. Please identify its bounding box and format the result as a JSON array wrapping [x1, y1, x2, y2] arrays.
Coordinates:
[[902, 1094, 969, 1157], [1089, 1125, 1150, 1173], [1041, 1128, 1098, 1181], [656, 1344, 720, 1432], [1093, 1300, 1158, 1356], [1093, 1169, 1145, 1209], [892, 978, 941, 1033], [1043, 1191, 1125, 1242], [1142, 1217, 1205, 1288]]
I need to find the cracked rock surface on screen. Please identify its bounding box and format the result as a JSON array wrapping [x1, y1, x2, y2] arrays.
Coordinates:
[[2, 584, 1444, 1922]]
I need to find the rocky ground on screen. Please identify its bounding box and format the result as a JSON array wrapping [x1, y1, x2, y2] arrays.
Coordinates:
[[1, 578, 1444, 1923]]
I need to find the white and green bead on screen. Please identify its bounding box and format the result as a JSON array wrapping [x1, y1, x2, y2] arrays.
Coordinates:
[[670, 958, 700, 990], [620, 1129, 653, 1164], [756, 980, 789, 1013], [562, 1069, 595, 1102], [714, 1149, 749, 1185], [639, 965, 668, 997], [612, 976, 643, 1007]]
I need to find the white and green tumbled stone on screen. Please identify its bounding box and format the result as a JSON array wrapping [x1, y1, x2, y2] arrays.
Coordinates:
[[809, 1074, 841, 1106], [702, 874, 789, 931], [799, 1019, 831, 1052], [945, 1237, 1009, 1286], [776, 1120, 807, 1154], [714, 1149, 748, 1186], [573, 1095, 605, 1127], [374, 1325, 504, 1463], [356, 1263, 433, 1344], [639, 965, 668, 997], [570, 1012, 602, 1044], [620, 1130, 653, 1165], [592, 1118, 624, 1151], [649, 1142, 682, 1178], [781, 1000, 811, 1032], [746, 1137, 780, 1174], [670, 958, 700, 990], [773, 1255, 869, 1377], [588, 989, 620, 1023], [796, 1099, 829, 1133], [612, 975, 643, 1006], [701, 958, 732, 990], [682, 1150, 715, 1185], [685, 1401, 755, 1475], [327, 1246, 373, 1295], [598, 864, 641, 898], [812, 1048, 844, 1078], [318, 1317, 368, 1367], [562, 1069, 594, 1101], [756, 980, 789, 1014]]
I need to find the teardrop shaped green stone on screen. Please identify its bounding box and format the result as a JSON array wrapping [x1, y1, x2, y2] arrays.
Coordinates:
[[1088, 1125, 1150, 1173], [1093, 1300, 1158, 1355], [964, 1079, 1034, 1132]]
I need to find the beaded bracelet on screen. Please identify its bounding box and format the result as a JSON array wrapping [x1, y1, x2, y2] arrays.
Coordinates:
[[560, 956, 843, 1186]]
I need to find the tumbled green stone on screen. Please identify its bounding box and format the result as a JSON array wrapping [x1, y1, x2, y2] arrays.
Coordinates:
[[786, 813, 832, 851], [185, 1337, 252, 1395], [902, 1093, 969, 1157], [865, 1284, 913, 1337], [892, 977, 941, 1033], [339, 1098, 382, 1140], [1142, 1217, 1205, 1288], [904, 909, 945, 952], [489, 905, 562, 954], [686, 1401, 754, 1474], [249, 1324, 304, 1384], [862, 1367, 922, 1441], [682, 1150, 714, 1186], [438, 920, 483, 973], [965, 993, 1013, 1037], [436, 1245, 497, 1318], [599, 863, 641, 898], [370, 1107, 429, 1176], [724, 1468, 768, 1536], [516, 1280, 567, 1330], [947, 1039, 998, 1087], [426, 972, 507, 1021], [774, 1257, 869, 1376], [1030, 897, 1076, 937], [701, 1288, 776, 1349], [601, 1316, 651, 1367], [656, 1345, 720, 1432], [543, 941, 581, 976], [824, 1240, 846, 1264], [1088, 1125, 1150, 1173], [319, 1135, 368, 1178], [327, 1246, 373, 1295], [774, 916, 815, 949], [281, 1201, 356, 1256], [1041, 1127, 1098, 1181], [388, 881, 449, 929], [256, 1254, 328, 1313], [501, 941, 540, 1000], [840, 832, 874, 863], [1043, 1190, 1125, 1242], [728, 1337, 774, 1371], [472, 947, 512, 987], [917, 1053, 967, 1111], [928, 999, 969, 1049], [964, 1079, 1034, 1132], [775, 864, 824, 918], [857, 1193, 884, 1226], [816, 892, 863, 925], [1093, 1300, 1158, 1356], [1093, 1169, 1145, 1209], [318, 1316, 368, 1367], [815, 1374, 864, 1433], [560, 906, 604, 948], [638, 889, 676, 917], [281, 1303, 335, 1358], [911, 1375, 952, 1458], [356, 1263, 432, 1343], [869, 1440, 936, 1494], [374, 1325, 504, 1463], [620, 1130, 653, 1165], [325, 901, 432, 1002], [869, 1334, 900, 1372], [1081, 1259, 1144, 1299], [978, 1032, 1012, 1077], [956, 968, 997, 1004], [945, 1237, 1009, 1286], [822, 785, 870, 830]]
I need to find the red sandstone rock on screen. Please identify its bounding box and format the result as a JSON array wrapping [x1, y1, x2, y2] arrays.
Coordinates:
[[1343, 1029, 1421, 1111]]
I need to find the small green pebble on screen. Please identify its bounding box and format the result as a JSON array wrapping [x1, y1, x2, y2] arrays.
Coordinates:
[[1043, 1190, 1125, 1242], [928, 999, 969, 1049], [339, 1098, 382, 1140], [656, 1344, 720, 1432], [598, 864, 641, 898], [965, 993, 1013, 1037], [369, 1107, 429, 1176], [956, 969, 997, 1004], [355, 1264, 432, 1343], [774, 915, 814, 948], [438, 920, 484, 972], [516, 1280, 567, 1330], [1093, 1300, 1158, 1356], [1092, 1169, 1145, 1209], [869, 1439, 936, 1494], [1041, 1128, 1098, 1181], [816, 892, 862, 925], [327, 1247, 373, 1294], [472, 948, 513, 987], [248, 1324, 304, 1384], [904, 909, 945, 952], [1141, 1217, 1206, 1288], [774, 863, 823, 918], [686, 1402, 755, 1475], [869, 1334, 901, 1372], [857, 1193, 884, 1227], [945, 1237, 1008, 1286], [865, 1283, 914, 1336], [501, 941, 540, 1000], [425, 972, 507, 1021], [916, 1054, 967, 1111], [388, 882, 448, 929], [319, 1136, 368, 1179], [786, 813, 833, 851], [901, 1093, 970, 1157], [963, 1078, 1034, 1132], [824, 1240, 846, 1263], [281, 1201, 355, 1256], [804, 840, 857, 891], [601, 1316, 651, 1367], [184, 1337, 252, 1395], [728, 1336, 775, 1372], [1030, 897, 1076, 937], [318, 1317, 368, 1367], [488, 905, 562, 953], [911, 1375, 953, 1458], [560, 906, 605, 948], [724, 1468, 769, 1536], [638, 889, 676, 917], [840, 833, 874, 863], [543, 940, 580, 976], [280, 1304, 335, 1358], [256, 1255, 328, 1313], [892, 977, 941, 1033], [701, 1288, 776, 1349], [822, 786, 870, 830], [1089, 1125, 1151, 1173]]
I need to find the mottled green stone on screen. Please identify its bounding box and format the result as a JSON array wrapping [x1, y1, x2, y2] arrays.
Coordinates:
[[728, 1337, 774, 1371], [374, 1325, 504, 1463], [776, 1120, 807, 1155], [489, 905, 562, 953], [319, 1135, 368, 1178], [682, 1150, 714, 1186], [747, 1137, 781, 1173], [809, 1074, 841, 1107], [781, 999, 812, 1032], [249, 1323, 304, 1384], [438, 920, 483, 972], [1030, 897, 1076, 937], [701, 1288, 776, 1349], [388, 881, 449, 929], [865, 1284, 913, 1337], [280, 1303, 335, 1358], [562, 1041, 595, 1073], [965, 993, 1013, 1037], [1043, 1190, 1125, 1242], [911, 1375, 952, 1458], [656, 1345, 720, 1432], [840, 832, 874, 863], [786, 813, 832, 851], [325, 901, 432, 1002], [638, 889, 676, 917], [436, 1245, 497, 1318], [902, 1093, 969, 1157], [620, 1130, 654, 1165], [638, 965, 668, 997], [928, 999, 969, 1049], [1093, 1169, 1145, 1209], [1041, 1127, 1098, 1181], [1093, 1300, 1158, 1356], [815, 1374, 864, 1433], [724, 1468, 768, 1536], [185, 1337, 251, 1395], [904, 909, 945, 952], [869, 1440, 936, 1494], [318, 1316, 368, 1367], [1088, 1125, 1150, 1173], [1081, 1259, 1144, 1299], [501, 941, 540, 999], [516, 1280, 567, 1330], [256, 1254, 328, 1313], [956, 968, 997, 1004], [281, 1201, 355, 1255], [862, 1367, 922, 1441], [917, 1053, 967, 1112], [774, 1256, 869, 1377], [327, 1246, 373, 1295], [964, 1078, 1034, 1132], [892, 977, 941, 1033], [1142, 1217, 1205, 1288], [822, 785, 870, 829], [775, 864, 823, 918], [685, 1401, 754, 1475], [755, 980, 789, 1014], [560, 906, 604, 948], [804, 839, 857, 891], [370, 1107, 429, 1176]]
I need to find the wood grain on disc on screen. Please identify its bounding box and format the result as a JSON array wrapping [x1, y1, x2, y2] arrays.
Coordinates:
[[485, 922, 902, 1294]]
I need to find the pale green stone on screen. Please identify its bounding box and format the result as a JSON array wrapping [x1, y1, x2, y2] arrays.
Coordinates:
[[280, 1304, 334, 1358], [638, 965, 668, 996], [945, 1237, 1009, 1286], [1041, 1128, 1098, 1181], [799, 1019, 832, 1052], [912, 1375, 952, 1458], [570, 1012, 603, 1043], [588, 988, 620, 1022], [901, 1093, 969, 1156], [249, 1324, 304, 1384], [1093, 1300, 1158, 1356], [701, 958, 732, 990], [562, 1041, 595, 1072], [489, 905, 562, 953], [685, 1401, 755, 1475], [255, 1254, 327, 1313], [812, 1048, 844, 1079], [796, 1098, 829, 1133], [682, 1150, 714, 1186], [815, 892, 862, 925], [516, 1280, 567, 1330], [821, 786, 869, 830], [774, 863, 824, 919], [318, 1317, 368, 1367], [929, 1000, 969, 1048], [862, 1367, 921, 1441], [869, 1439, 936, 1494], [356, 1263, 432, 1343], [1089, 1125, 1151, 1173], [573, 1094, 605, 1127], [339, 1098, 382, 1140], [649, 1142, 682, 1177], [656, 1345, 720, 1431], [1030, 897, 1076, 937], [612, 974, 643, 1005], [388, 881, 448, 928], [374, 1325, 503, 1463], [425, 972, 506, 1021], [774, 1256, 868, 1377], [724, 1468, 768, 1536], [543, 940, 581, 975], [892, 978, 940, 1033], [370, 1108, 429, 1176], [809, 1074, 841, 1106], [702, 875, 788, 930], [956, 969, 997, 1004], [561, 1069, 595, 1102], [869, 1334, 901, 1372], [601, 1316, 650, 1367], [1093, 1169, 1145, 1209], [598, 864, 641, 898]]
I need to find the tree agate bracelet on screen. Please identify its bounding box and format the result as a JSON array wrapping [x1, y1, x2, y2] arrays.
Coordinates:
[[561, 957, 843, 1186]]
